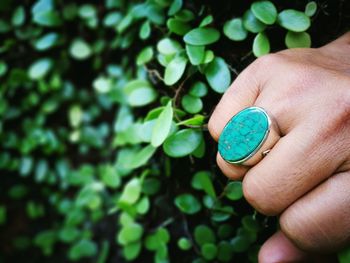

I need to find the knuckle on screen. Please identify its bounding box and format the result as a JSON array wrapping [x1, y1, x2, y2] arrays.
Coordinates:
[[253, 53, 286, 70], [315, 86, 350, 143], [242, 176, 280, 216], [329, 88, 350, 130]]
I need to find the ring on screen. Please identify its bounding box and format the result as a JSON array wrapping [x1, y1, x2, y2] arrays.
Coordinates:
[[218, 106, 280, 166]]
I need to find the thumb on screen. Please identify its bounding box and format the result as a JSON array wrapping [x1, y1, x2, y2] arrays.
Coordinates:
[[259, 231, 337, 263]]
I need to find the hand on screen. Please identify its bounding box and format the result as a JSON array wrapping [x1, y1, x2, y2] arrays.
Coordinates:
[[208, 32, 350, 262]]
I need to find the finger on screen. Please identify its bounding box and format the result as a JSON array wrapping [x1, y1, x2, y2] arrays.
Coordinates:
[[242, 124, 345, 215], [259, 231, 337, 263], [216, 152, 249, 180], [280, 171, 350, 252], [259, 231, 310, 263], [207, 55, 276, 141]]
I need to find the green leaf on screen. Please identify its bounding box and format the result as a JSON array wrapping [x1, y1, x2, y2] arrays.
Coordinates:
[[164, 56, 187, 86], [177, 238, 192, 250], [136, 46, 153, 65], [59, 227, 80, 243], [231, 235, 251, 253], [119, 178, 142, 205], [177, 115, 205, 126], [12, 6, 26, 27], [69, 105, 82, 128], [338, 247, 350, 263], [211, 205, 235, 222], [127, 85, 157, 107], [103, 11, 121, 27], [202, 50, 215, 64], [189, 81, 208, 97], [305, 1, 317, 17], [199, 15, 214, 27], [174, 194, 201, 214], [277, 9, 311, 32], [201, 243, 218, 261], [175, 9, 195, 22], [157, 38, 182, 55], [242, 215, 260, 232], [118, 223, 143, 245], [191, 171, 216, 197], [186, 45, 205, 65], [218, 225, 234, 240], [142, 178, 161, 195], [126, 144, 157, 169], [184, 28, 220, 46], [225, 181, 243, 200], [69, 39, 92, 60], [167, 18, 191, 35], [33, 11, 62, 27], [223, 18, 248, 41], [123, 241, 141, 261], [139, 20, 151, 39], [204, 57, 231, 93], [28, 58, 53, 80], [0, 61, 8, 77], [194, 225, 216, 246], [151, 101, 173, 147], [168, 0, 183, 15], [0, 206, 6, 225], [34, 33, 59, 51], [253, 32, 270, 57], [20, 157, 33, 177], [78, 4, 96, 19], [251, 1, 277, 25], [136, 196, 150, 214], [117, 14, 133, 33], [99, 165, 120, 189], [69, 239, 97, 260], [181, 95, 203, 114], [243, 10, 267, 33], [285, 31, 311, 48], [217, 241, 234, 262], [93, 76, 111, 93], [163, 129, 202, 157]]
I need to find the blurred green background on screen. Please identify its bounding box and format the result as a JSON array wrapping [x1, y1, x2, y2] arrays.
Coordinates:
[[0, 0, 349, 262]]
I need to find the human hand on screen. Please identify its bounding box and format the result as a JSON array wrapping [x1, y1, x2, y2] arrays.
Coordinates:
[[208, 32, 350, 262]]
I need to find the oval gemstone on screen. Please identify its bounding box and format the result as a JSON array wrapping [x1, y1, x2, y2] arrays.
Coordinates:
[[218, 107, 269, 163]]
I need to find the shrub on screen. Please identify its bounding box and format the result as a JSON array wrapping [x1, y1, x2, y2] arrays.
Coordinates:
[[0, 0, 348, 262]]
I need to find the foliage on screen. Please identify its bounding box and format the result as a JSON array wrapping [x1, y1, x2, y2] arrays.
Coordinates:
[[0, 0, 348, 262]]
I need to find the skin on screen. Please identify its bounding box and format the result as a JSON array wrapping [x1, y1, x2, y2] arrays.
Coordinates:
[[208, 32, 350, 262]]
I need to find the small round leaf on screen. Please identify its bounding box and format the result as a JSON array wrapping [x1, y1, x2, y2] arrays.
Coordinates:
[[251, 1, 277, 25], [164, 56, 187, 86], [174, 194, 201, 214], [28, 58, 53, 80], [204, 57, 231, 93], [285, 31, 311, 48], [223, 18, 248, 41], [184, 28, 220, 46], [181, 95, 203, 114], [252, 32, 270, 57], [305, 1, 317, 17], [163, 129, 202, 157], [277, 9, 311, 32], [225, 181, 243, 201], [201, 243, 218, 261], [69, 39, 92, 60], [243, 10, 267, 33]]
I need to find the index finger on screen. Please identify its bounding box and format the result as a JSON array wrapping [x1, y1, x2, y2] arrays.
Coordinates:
[[207, 56, 273, 141]]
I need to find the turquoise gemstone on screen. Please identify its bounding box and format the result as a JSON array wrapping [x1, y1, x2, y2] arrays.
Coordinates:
[[218, 107, 269, 163]]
